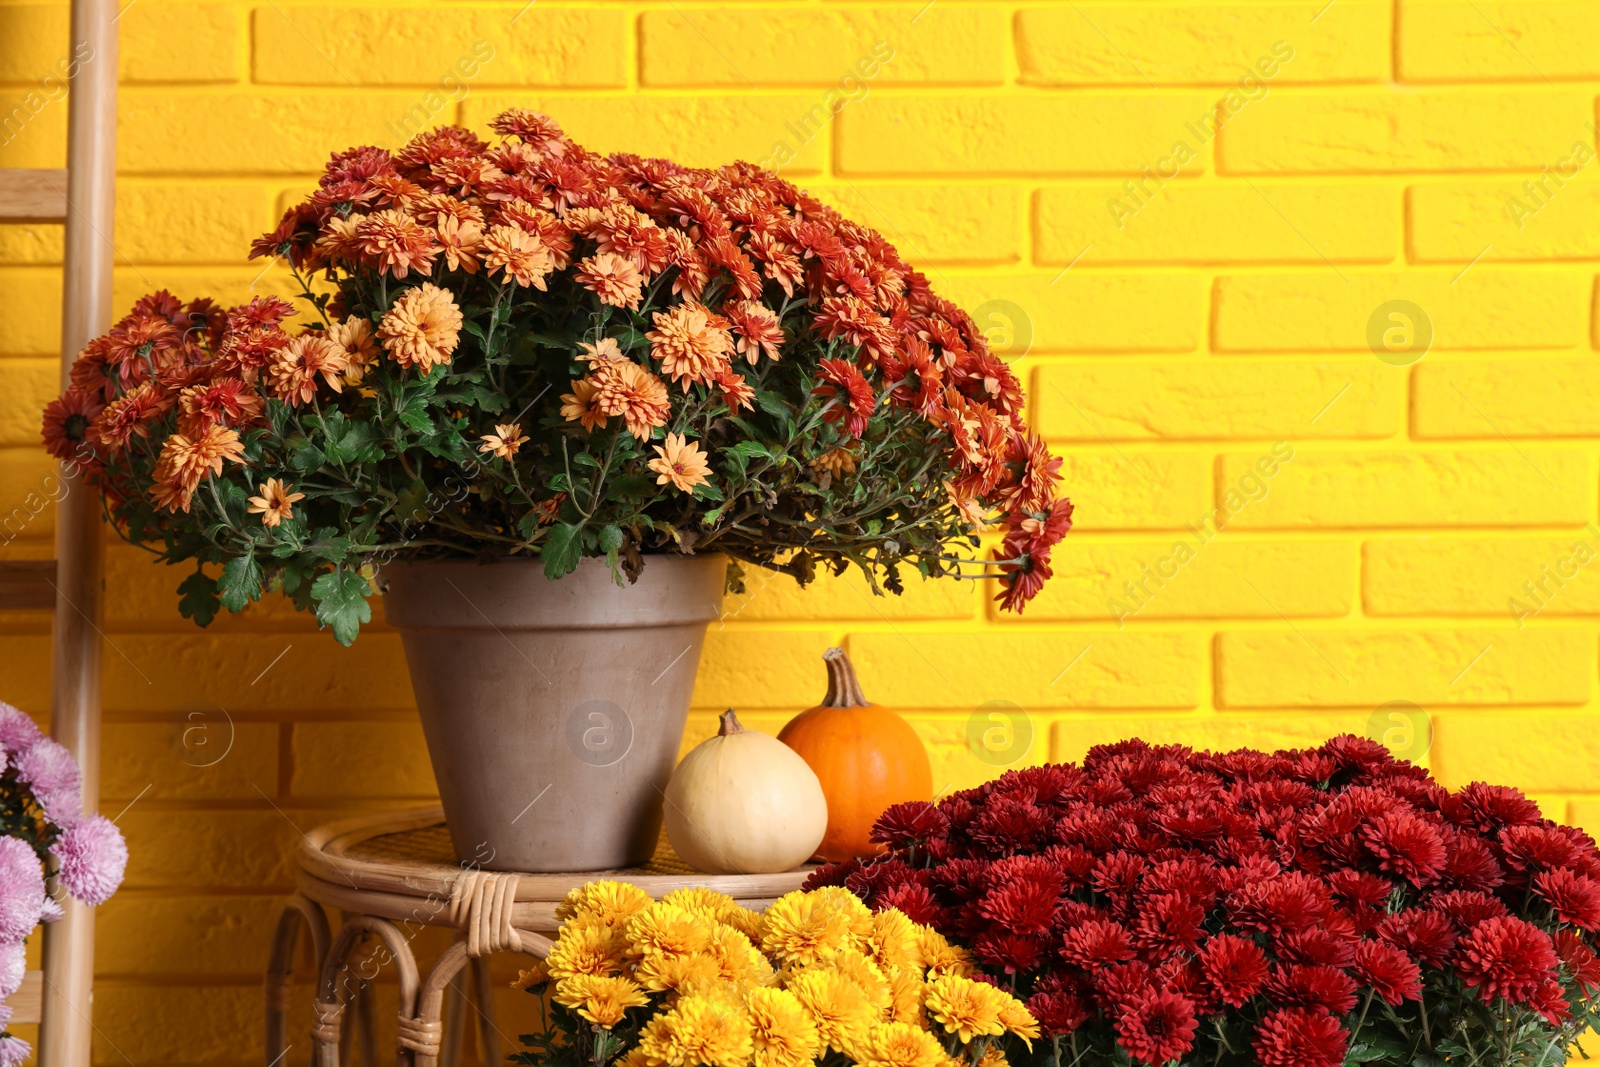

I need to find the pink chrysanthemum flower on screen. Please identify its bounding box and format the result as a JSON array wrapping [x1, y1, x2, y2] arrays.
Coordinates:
[[0, 1033, 30, 1067], [0, 706, 40, 758], [13, 738, 81, 799], [0, 839, 44, 943], [51, 815, 127, 907], [0, 942, 23, 1001]]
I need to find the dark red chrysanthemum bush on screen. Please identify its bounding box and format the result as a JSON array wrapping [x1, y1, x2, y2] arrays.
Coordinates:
[[807, 736, 1600, 1066]]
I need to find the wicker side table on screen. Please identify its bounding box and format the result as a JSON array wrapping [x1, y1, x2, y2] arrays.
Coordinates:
[[268, 806, 815, 1067]]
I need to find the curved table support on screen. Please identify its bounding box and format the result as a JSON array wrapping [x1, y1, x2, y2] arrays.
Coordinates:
[[314, 915, 422, 1067], [266, 894, 332, 1067]]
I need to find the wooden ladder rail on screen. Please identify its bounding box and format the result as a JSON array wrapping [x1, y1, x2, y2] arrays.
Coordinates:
[[0, 0, 121, 1063]]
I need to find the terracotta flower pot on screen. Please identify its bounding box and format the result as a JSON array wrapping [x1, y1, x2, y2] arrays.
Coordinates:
[[378, 554, 725, 872]]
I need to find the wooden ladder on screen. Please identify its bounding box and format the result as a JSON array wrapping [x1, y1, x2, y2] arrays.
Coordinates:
[[0, 0, 117, 1063]]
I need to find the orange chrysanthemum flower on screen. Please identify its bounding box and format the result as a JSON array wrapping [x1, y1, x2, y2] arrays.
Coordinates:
[[578, 338, 625, 367], [593, 360, 671, 440], [40, 388, 105, 463], [646, 304, 734, 387], [647, 432, 710, 493], [435, 215, 484, 274], [149, 424, 246, 513], [378, 283, 462, 374], [246, 477, 305, 528], [329, 317, 381, 385], [268, 333, 350, 406], [482, 224, 554, 290], [96, 382, 173, 451], [574, 253, 644, 310], [560, 378, 606, 432], [178, 378, 264, 434], [478, 423, 530, 459], [354, 209, 439, 279], [723, 300, 785, 364]]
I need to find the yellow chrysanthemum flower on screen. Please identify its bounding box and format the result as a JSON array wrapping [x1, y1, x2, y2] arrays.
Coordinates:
[[546, 920, 626, 980], [888, 967, 926, 1026], [556, 879, 653, 927], [612, 1049, 652, 1067], [916, 927, 976, 979], [745, 987, 821, 1067], [996, 994, 1040, 1048], [725, 904, 767, 943], [553, 974, 651, 1028], [661, 886, 741, 925], [762, 888, 870, 967], [853, 1021, 947, 1067], [787, 967, 875, 1055], [636, 951, 724, 995], [820, 947, 892, 1013], [636, 994, 755, 1067], [510, 961, 550, 991], [976, 1045, 1010, 1067], [710, 924, 777, 987], [629, 902, 715, 959], [924, 975, 1006, 1044], [869, 909, 923, 976]]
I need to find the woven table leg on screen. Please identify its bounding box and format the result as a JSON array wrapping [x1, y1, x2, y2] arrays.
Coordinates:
[[266, 894, 331, 1067], [315, 915, 421, 1067]]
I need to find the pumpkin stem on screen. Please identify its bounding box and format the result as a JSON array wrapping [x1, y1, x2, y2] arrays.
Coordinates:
[[718, 709, 745, 736], [821, 647, 869, 707]]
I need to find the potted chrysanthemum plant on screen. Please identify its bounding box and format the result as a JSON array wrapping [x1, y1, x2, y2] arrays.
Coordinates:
[[39, 109, 1071, 872]]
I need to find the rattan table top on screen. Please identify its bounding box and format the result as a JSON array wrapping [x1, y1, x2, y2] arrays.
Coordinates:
[[295, 805, 816, 931]]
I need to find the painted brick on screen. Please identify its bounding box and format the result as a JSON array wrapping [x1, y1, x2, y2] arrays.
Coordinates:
[[694, 631, 839, 709], [1212, 271, 1589, 352], [0, 222, 63, 265], [904, 712, 1049, 795], [1217, 629, 1593, 708], [118, 90, 447, 172], [1399, 0, 1600, 81], [1037, 184, 1398, 264], [1035, 360, 1400, 440], [99, 721, 280, 801], [1055, 451, 1212, 531], [0, 6, 68, 83], [94, 981, 261, 1066], [837, 93, 1216, 176], [639, 7, 1004, 87], [1410, 179, 1600, 262], [103, 546, 317, 631], [97, 893, 281, 976], [1216, 448, 1594, 529], [290, 720, 435, 799], [0, 269, 59, 354], [721, 566, 975, 623], [463, 94, 829, 175], [0, 358, 60, 446], [1017, 1, 1387, 85], [0, 448, 64, 546], [1051, 713, 1374, 764], [110, 264, 303, 318], [1431, 713, 1600, 793], [1570, 800, 1600, 843], [1413, 359, 1600, 438], [0, 88, 68, 169], [119, 806, 359, 889], [122, 3, 241, 83], [252, 7, 625, 87], [940, 273, 1203, 354], [1018, 539, 1355, 622], [813, 183, 1020, 265], [1363, 535, 1600, 617], [116, 182, 276, 264], [1217, 88, 1593, 174], [847, 631, 1204, 709]]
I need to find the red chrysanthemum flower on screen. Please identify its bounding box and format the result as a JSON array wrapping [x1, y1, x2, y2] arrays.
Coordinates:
[[1554, 929, 1600, 993], [1352, 940, 1423, 1005], [1060, 919, 1135, 970], [1378, 909, 1459, 969], [1114, 989, 1197, 1066], [1361, 811, 1447, 887], [870, 801, 949, 851], [1534, 868, 1600, 931], [1197, 933, 1270, 1008], [1252, 1008, 1348, 1067], [1264, 963, 1359, 1016], [1026, 991, 1090, 1037], [1455, 915, 1560, 1006], [814, 357, 875, 438]]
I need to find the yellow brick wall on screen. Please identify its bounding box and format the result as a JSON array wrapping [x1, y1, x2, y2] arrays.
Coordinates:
[[4, 0, 1600, 1062]]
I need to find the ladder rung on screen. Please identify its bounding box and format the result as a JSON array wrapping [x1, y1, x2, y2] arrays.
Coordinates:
[[0, 169, 68, 221], [0, 560, 58, 610]]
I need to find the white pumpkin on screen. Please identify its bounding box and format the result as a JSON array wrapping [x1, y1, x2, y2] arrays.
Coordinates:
[[664, 709, 828, 875]]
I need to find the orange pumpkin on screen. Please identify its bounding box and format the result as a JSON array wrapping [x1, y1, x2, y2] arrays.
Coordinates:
[[778, 647, 932, 862]]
